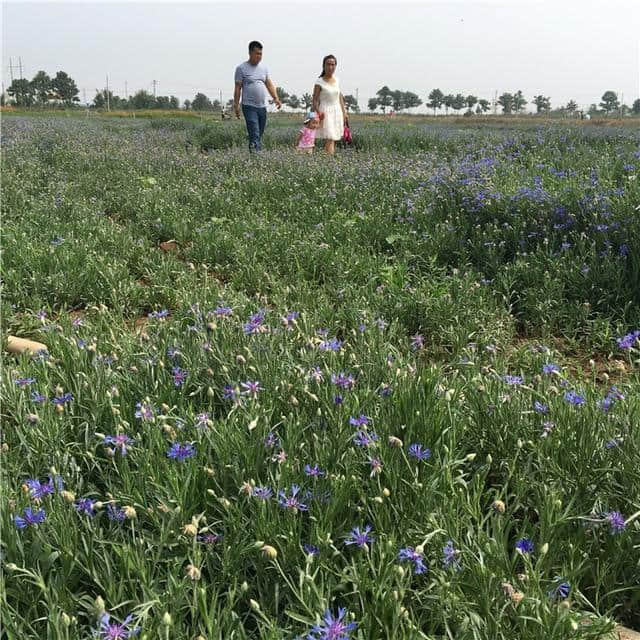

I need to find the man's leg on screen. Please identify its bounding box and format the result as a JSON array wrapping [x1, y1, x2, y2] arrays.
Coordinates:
[[256, 108, 267, 151], [242, 104, 260, 152]]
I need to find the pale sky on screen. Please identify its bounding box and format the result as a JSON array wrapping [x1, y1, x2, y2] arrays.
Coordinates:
[[2, 0, 639, 112]]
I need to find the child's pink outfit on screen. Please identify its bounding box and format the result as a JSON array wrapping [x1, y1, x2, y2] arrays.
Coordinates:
[[297, 127, 316, 149]]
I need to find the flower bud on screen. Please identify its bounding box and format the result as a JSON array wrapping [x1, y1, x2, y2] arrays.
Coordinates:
[[94, 596, 106, 615], [249, 599, 261, 612], [492, 499, 506, 514], [260, 544, 278, 560], [186, 564, 201, 581], [61, 612, 71, 627], [183, 524, 198, 537], [241, 581, 249, 593], [162, 612, 173, 627], [540, 543, 549, 555], [388, 436, 403, 448]]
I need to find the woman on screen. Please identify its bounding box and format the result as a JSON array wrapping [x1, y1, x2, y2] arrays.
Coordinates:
[[312, 54, 348, 155]]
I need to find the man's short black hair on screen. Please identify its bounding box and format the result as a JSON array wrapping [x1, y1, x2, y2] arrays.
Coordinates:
[[249, 41, 263, 52]]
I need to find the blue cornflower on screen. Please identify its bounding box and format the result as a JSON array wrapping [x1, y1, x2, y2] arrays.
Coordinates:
[[75, 498, 97, 517], [241, 380, 264, 397], [171, 366, 188, 387], [503, 375, 523, 386], [304, 543, 320, 556], [534, 401, 549, 414], [397, 546, 427, 574], [605, 437, 622, 449], [277, 485, 308, 512], [304, 464, 325, 477], [282, 310, 299, 329], [106, 504, 126, 522], [564, 391, 586, 406], [606, 511, 626, 534], [543, 363, 560, 374], [104, 434, 135, 455], [410, 334, 424, 351], [617, 330, 640, 349], [307, 608, 357, 640], [353, 430, 379, 447], [264, 432, 280, 449], [252, 486, 273, 500], [167, 442, 196, 461], [194, 412, 210, 429], [51, 392, 73, 406], [349, 414, 370, 427], [148, 309, 169, 319], [96, 612, 140, 639], [408, 443, 431, 462], [515, 538, 534, 555], [134, 401, 155, 422], [167, 347, 181, 361], [14, 507, 46, 529], [30, 390, 46, 403], [377, 383, 392, 397], [334, 395, 343, 405], [198, 532, 223, 545], [331, 372, 356, 390], [548, 580, 571, 601], [214, 305, 233, 317], [243, 310, 267, 335], [345, 525, 375, 548], [14, 377, 36, 387], [25, 475, 63, 500], [319, 338, 342, 352], [442, 540, 461, 570], [308, 366, 324, 382], [223, 385, 239, 402]]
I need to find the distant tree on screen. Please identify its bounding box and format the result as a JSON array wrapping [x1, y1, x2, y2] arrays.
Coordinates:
[[427, 88, 444, 115], [588, 103, 600, 115], [391, 90, 404, 112], [155, 95, 171, 109], [131, 89, 156, 110], [465, 95, 478, 110], [302, 93, 313, 110], [513, 90, 527, 113], [498, 92, 514, 114], [402, 91, 422, 110], [226, 98, 234, 111], [632, 98, 640, 115], [443, 94, 455, 115], [599, 90, 619, 114], [532, 95, 551, 113], [183, 99, 191, 110], [31, 70, 53, 107], [92, 90, 117, 109], [478, 98, 491, 113], [192, 92, 212, 111], [376, 86, 393, 113], [452, 93, 466, 113], [51, 71, 79, 106], [275, 87, 289, 104], [565, 99, 578, 115], [7, 78, 35, 107], [170, 96, 179, 109], [211, 99, 222, 112], [287, 94, 300, 110], [368, 97, 379, 112], [343, 94, 359, 112]]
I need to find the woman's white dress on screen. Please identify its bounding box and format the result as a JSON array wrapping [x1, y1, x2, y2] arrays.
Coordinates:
[[315, 76, 344, 141]]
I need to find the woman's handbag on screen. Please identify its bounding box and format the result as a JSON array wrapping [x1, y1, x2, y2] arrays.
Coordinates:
[[342, 122, 353, 145]]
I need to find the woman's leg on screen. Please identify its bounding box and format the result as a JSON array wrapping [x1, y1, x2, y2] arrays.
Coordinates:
[[324, 139, 335, 155]]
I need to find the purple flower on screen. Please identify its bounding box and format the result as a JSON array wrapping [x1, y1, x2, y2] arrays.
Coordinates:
[[606, 511, 626, 534], [223, 385, 239, 402], [308, 366, 324, 383], [345, 525, 375, 548], [198, 532, 223, 545], [167, 442, 196, 461], [14, 507, 46, 529], [171, 366, 188, 387], [240, 380, 264, 397], [25, 475, 62, 500], [214, 305, 233, 317], [319, 338, 342, 352], [410, 334, 424, 351], [304, 543, 320, 556], [14, 377, 36, 387], [442, 539, 461, 570], [243, 310, 267, 335], [564, 391, 586, 406], [515, 538, 534, 554], [194, 412, 210, 429], [616, 330, 640, 350], [331, 372, 356, 390], [543, 363, 559, 374], [503, 375, 523, 386], [75, 498, 97, 517], [104, 434, 135, 455], [51, 392, 73, 406], [534, 401, 549, 414], [368, 457, 383, 476], [96, 612, 140, 639], [148, 309, 169, 319], [30, 391, 46, 403], [549, 580, 571, 601], [277, 485, 308, 512], [264, 431, 280, 449], [304, 464, 325, 477], [349, 414, 370, 427], [397, 546, 427, 574], [107, 504, 126, 522], [377, 383, 392, 397], [134, 401, 155, 422], [408, 443, 431, 462], [353, 430, 379, 447], [282, 311, 299, 330], [252, 486, 273, 500], [307, 607, 357, 640]]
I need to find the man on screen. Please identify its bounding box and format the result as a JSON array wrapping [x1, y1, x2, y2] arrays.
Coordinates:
[[234, 41, 282, 152]]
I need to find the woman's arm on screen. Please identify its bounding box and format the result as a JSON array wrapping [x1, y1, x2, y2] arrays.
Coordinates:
[[312, 84, 322, 115], [339, 93, 347, 122]]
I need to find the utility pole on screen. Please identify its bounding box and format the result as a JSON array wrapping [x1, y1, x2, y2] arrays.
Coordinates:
[[152, 79, 157, 97], [125, 80, 128, 99], [493, 90, 498, 115], [83, 88, 86, 105], [19, 57, 23, 78], [8, 57, 13, 82], [356, 87, 359, 106], [106, 75, 110, 111]]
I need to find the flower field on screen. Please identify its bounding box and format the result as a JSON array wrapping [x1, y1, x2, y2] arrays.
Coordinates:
[[1, 114, 639, 639]]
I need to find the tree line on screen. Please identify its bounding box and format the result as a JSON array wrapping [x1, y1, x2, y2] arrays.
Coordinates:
[[4, 70, 639, 116]]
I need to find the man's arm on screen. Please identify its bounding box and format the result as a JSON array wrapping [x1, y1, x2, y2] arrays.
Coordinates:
[[265, 78, 282, 109], [234, 82, 242, 119]]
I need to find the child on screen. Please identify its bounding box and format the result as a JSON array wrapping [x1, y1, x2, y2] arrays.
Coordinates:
[[295, 111, 321, 153]]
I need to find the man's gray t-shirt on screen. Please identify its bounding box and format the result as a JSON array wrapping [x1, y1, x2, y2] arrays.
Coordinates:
[[234, 62, 269, 108]]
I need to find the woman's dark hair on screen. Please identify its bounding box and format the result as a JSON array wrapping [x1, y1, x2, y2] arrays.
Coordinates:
[[320, 55, 337, 77], [249, 41, 263, 52]]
